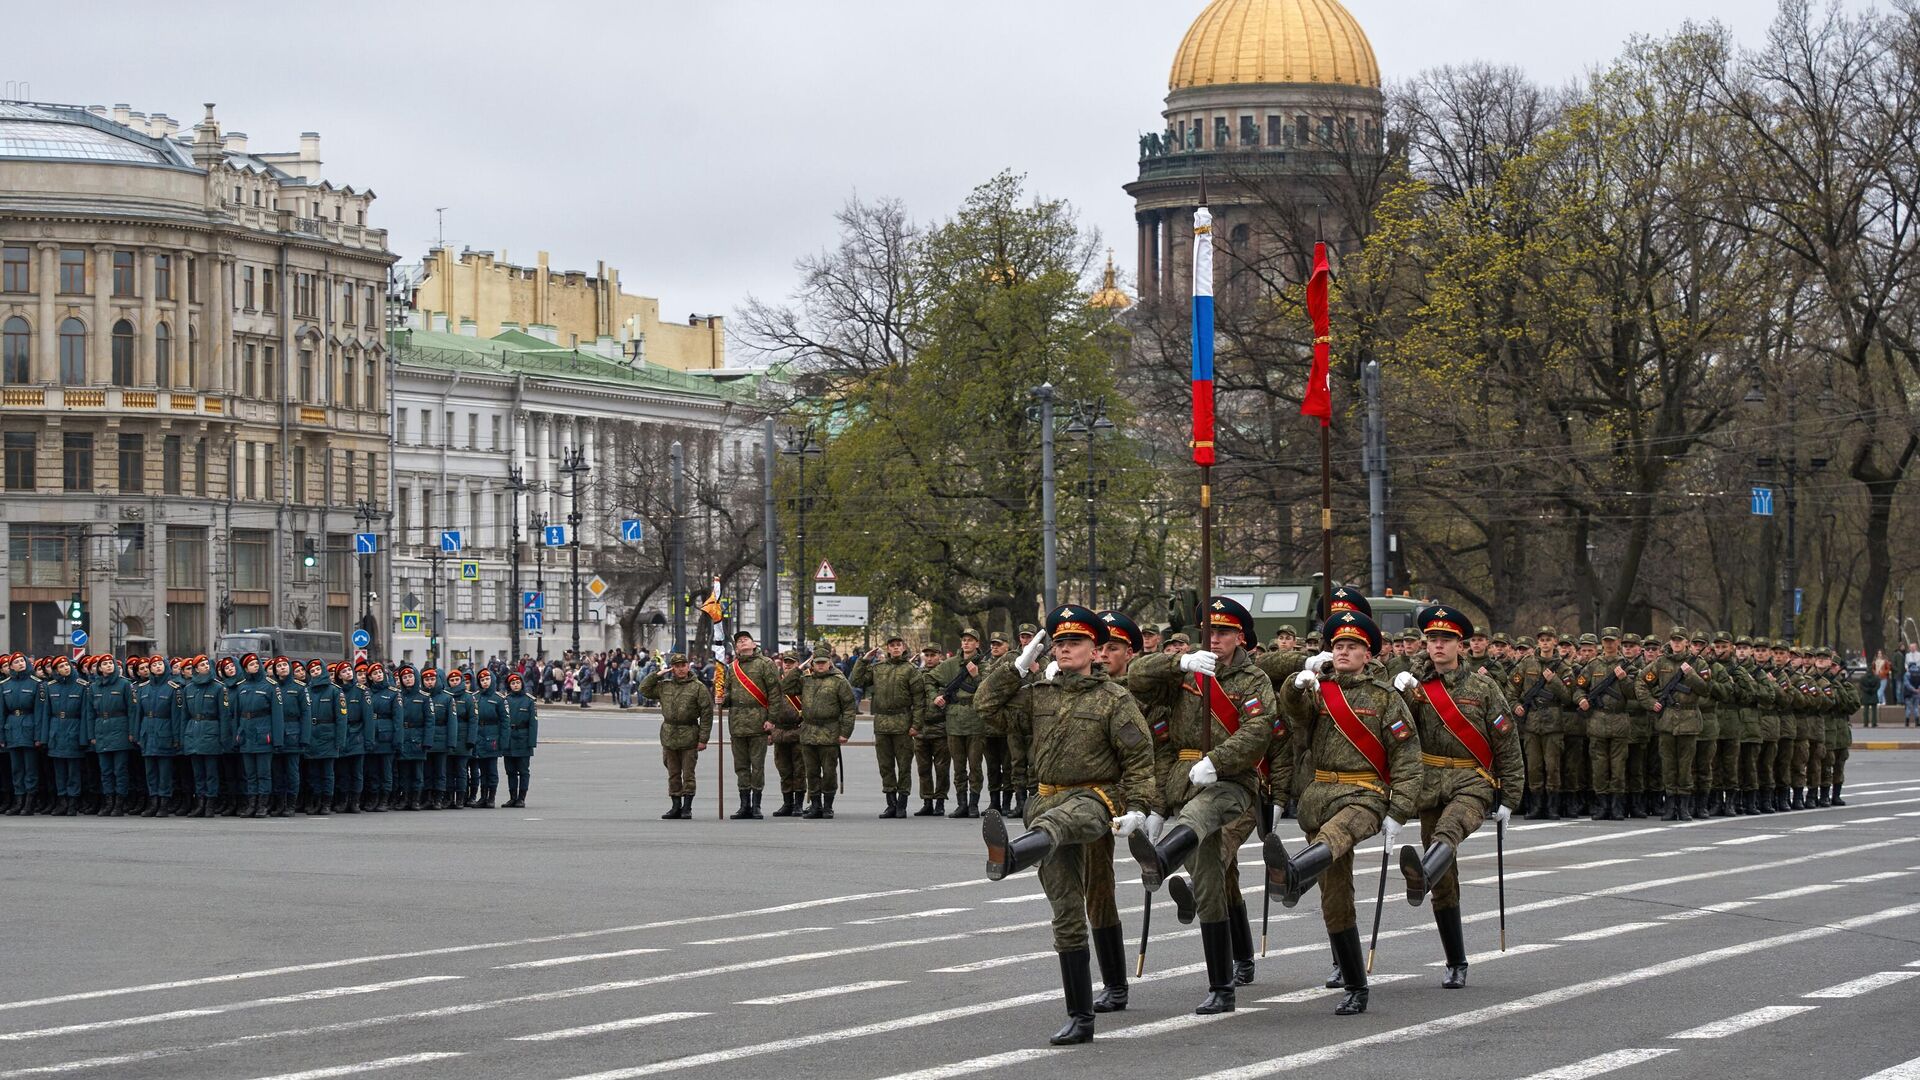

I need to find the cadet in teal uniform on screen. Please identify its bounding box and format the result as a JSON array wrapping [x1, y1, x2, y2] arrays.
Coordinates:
[[224, 653, 285, 818], [134, 655, 185, 815], [444, 669, 473, 809], [336, 662, 367, 813], [363, 663, 399, 811], [302, 659, 346, 815], [39, 655, 89, 815], [181, 656, 227, 817], [501, 671, 538, 808], [395, 666, 429, 810], [469, 668, 505, 808], [84, 654, 139, 816], [3, 653, 42, 815], [422, 668, 454, 809], [269, 657, 308, 816]]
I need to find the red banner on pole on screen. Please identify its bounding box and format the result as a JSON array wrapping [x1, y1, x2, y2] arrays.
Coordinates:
[[1301, 242, 1332, 426]]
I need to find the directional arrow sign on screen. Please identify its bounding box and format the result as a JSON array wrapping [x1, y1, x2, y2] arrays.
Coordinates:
[[524, 611, 543, 633], [69, 628, 88, 647], [620, 519, 644, 543], [351, 629, 371, 649], [354, 532, 379, 555], [542, 524, 568, 547], [440, 530, 462, 553]]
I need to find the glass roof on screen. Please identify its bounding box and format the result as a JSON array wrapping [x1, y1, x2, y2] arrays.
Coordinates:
[[0, 117, 170, 164]]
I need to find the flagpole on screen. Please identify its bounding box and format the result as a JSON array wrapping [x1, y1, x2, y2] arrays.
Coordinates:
[[1304, 242, 1336, 621], [1191, 188, 1215, 757]]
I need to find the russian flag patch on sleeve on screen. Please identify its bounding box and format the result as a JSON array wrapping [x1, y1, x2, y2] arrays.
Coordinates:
[[1492, 714, 1511, 733], [1388, 717, 1412, 742]]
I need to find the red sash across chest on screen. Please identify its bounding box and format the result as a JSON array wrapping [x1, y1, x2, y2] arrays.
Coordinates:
[[1420, 676, 1494, 772], [731, 660, 769, 709], [1319, 680, 1390, 784]]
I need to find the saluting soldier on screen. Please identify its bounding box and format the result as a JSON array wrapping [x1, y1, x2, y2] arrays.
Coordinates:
[[795, 649, 856, 819], [1009, 621, 1042, 814], [1126, 595, 1273, 1016], [1086, 609, 1147, 1013], [851, 634, 927, 819], [933, 629, 988, 818], [1264, 609, 1422, 1016], [976, 606, 1159, 1046], [721, 630, 781, 820], [1636, 627, 1711, 821], [1396, 605, 1522, 990], [642, 653, 713, 819]]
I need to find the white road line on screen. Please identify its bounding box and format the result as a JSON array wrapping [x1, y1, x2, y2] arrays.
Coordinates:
[[1463, 870, 1556, 886], [1645, 846, 1714, 858], [241, 1053, 464, 1080], [848, 909, 970, 925], [929, 951, 1055, 973], [1802, 970, 1920, 998], [1557, 922, 1662, 942], [1849, 816, 1898, 824], [1257, 973, 1418, 1002], [0, 976, 461, 1042], [1102, 1009, 1263, 1038], [1427, 943, 1559, 967], [510, 1013, 709, 1042], [1715, 834, 1783, 845], [1669, 1004, 1819, 1038], [1751, 883, 1844, 901], [1860, 1056, 1920, 1080], [985, 894, 1046, 904], [1180, 902, 1920, 1080], [1559, 858, 1638, 870], [870, 1050, 1068, 1080], [494, 948, 665, 970], [1793, 823, 1847, 832], [738, 980, 905, 1006], [1515, 1049, 1676, 1079], [1839, 872, 1912, 884], [687, 928, 829, 946], [1896, 811, 1920, 817]]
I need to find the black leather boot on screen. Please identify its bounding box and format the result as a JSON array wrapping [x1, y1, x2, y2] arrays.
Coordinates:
[[1266, 836, 1334, 908], [1831, 784, 1846, 806], [772, 791, 797, 817], [1815, 785, 1831, 807], [1436, 906, 1469, 989], [313, 795, 331, 817], [987, 789, 1003, 814], [1229, 902, 1256, 986], [1167, 875, 1197, 925], [661, 796, 683, 820], [749, 790, 764, 819], [1790, 787, 1806, 810], [1332, 927, 1369, 1015], [879, 792, 898, 819], [913, 797, 938, 817], [1400, 840, 1455, 907], [1194, 919, 1236, 1015], [983, 809, 1053, 880], [1675, 793, 1693, 821], [933, 797, 945, 817], [801, 793, 824, 819], [949, 793, 969, 819], [1090, 923, 1129, 1013], [1050, 948, 1095, 1045], [1128, 824, 1199, 891], [730, 790, 754, 820], [822, 792, 835, 818]]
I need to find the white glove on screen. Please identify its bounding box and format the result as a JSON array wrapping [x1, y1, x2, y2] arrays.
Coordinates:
[[1144, 811, 1166, 842], [1491, 803, 1512, 825], [1179, 650, 1218, 677], [1113, 810, 1146, 837], [1304, 651, 1333, 673], [1043, 660, 1061, 681], [1394, 671, 1420, 693], [1381, 817, 1402, 847], [1013, 630, 1050, 676], [1188, 756, 1218, 786], [1291, 668, 1318, 690]]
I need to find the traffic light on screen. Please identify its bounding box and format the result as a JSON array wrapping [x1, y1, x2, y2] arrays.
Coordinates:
[[67, 594, 83, 621], [302, 538, 318, 568]]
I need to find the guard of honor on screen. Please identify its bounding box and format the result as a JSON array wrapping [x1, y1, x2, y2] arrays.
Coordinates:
[[0, 651, 538, 817]]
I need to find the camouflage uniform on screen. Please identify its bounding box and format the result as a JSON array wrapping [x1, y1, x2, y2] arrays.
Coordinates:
[[1635, 631, 1712, 818], [851, 647, 928, 814], [640, 658, 712, 812]]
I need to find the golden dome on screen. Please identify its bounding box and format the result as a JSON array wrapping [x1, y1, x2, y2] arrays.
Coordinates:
[[1170, 0, 1381, 91], [1089, 251, 1132, 311]]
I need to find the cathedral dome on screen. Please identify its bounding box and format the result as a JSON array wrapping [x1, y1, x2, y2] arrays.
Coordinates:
[[1169, 0, 1381, 92]]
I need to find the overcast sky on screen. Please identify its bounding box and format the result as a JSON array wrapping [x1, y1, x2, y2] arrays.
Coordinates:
[[9, 0, 1804, 343]]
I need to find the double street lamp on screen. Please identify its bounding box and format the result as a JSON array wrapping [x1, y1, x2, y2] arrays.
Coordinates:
[[559, 447, 591, 659], [1065, 398, 1115, 609], [781, 424, 824, 639]]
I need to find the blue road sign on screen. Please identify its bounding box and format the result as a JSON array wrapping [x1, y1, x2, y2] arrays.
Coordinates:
[[542, 524, 568, 547], [1795, 588, 1804, 615], [400, 612, 422, 633], [351, 629, 371, 649], [69, 628, 88, 647], [1751, 486, 1775, 517], [522, 591, 545, 611], [620, 518, 644, 543], [440, 530, 462, 552], [524, 611, 543, 633], [354, 532, 379, 554]]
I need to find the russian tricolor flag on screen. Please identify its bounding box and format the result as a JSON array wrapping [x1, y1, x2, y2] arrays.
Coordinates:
[[1191, 207, 1215, 466]]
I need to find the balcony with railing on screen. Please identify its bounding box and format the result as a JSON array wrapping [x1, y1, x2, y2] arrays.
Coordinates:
[[0, 384, 230, 417]]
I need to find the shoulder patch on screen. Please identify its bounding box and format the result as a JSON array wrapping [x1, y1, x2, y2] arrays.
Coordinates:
[[1491, 713, 1511, 733], [1388, 716, 1412, 741], [1645, 670, 1658, 683], [1118, 721, 1146, 748]]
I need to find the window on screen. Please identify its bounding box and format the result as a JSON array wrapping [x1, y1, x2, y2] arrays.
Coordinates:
[[468, 413, 478, 450], [396, 407, 408, 443], [1213, 116, 1229, 148], [397, 484, 411, 541], [58, 319, 85, 384], [364, 353, 376, 408], [365, 285, 377, 327], [115, 523, 145, 576], [1296, 115, 1310, 145], [111, 320, 135, 386], [233, 604, 269, 631], [243, 441, 256, 500], [263, 442, 275, 500], [167, 603, 206, 655], [111, 251, 136, 297], [342, 351, 356, 409], [194, 437, 207, 496], [163, 434, 182, 494], [291, 445, 306, 503], [323, 447, 333, 506], [186, 328, 197, 386], [2, 317, 28, 383], [154, 253, 171, 300], [243, 343, 257, 397], [1, 246, 27, 292], [168, 527, 207, 587], [118, 433, 144, 492], [1240, 115, 1258, 146], [9, 524, 77, 589], [232, 530, 271, 591], [421, 410, 432, 447], [62, 432, 91, 491], [58, 248, 85, 293], [324, 534, 350, 593], [261, 269, 275, 312], [421, 489, 434, 538], [1319, 116, 1335, 144], [4, 432, 34, 491], [154, 323, 171, 387], [493, 493, 505, 547], [344, 450, 356, 503], [292, 530, 309, 582], [241, 266, 255, 310], [299, 348, 314, 403], [1345, 117, 1357, 147], [342, 281, 354, 323], [1269, 115, 1285, 148], [186, 256, 198, 302], [262, 346, 275, 399], [366, 452, 378, 502], [490, 415, 501, 450]]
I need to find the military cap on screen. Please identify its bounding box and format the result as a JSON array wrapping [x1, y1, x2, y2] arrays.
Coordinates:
[[1097, 610, 1144, 652], [1167, 632, 1191, 645], [668, 652, 689, 665], [216, 656, 238, 675], [1327, 609, 1383, 654], [1303, 630, 1322, 645], [1513, 638, 1535, 651], [1772, 639, 1789, 650], [1668, 626, 1689, 640], [1600, 626, 1621, 640], [958, 627, 981, 641], [1017, 623, 1039, 637], [1045, 604, 1108, 645], [733, 629, 756, 642], [1815, 646, 1833, 658], [1536, 626, 1558, 639], [1204, 595, 1256, 639], [1558, 634, 1574, 646], [1733, 635, 1751, 647], [1469, 626, 1490, 640], [1577, 633, 1599, 647], [240, 652, 260, 668], [777, 650, 801, 663], [505, 671, 523, 687], [1418, 604, 1472, 639], [1490, 632, 1510, 646], [885, 631, 905, 644], [810, 651, 835, 665], [1621, 632, 1642, 646], [1690, 628, 1710, 644], [920, 645, 941, 655], [1273, 625, 1298, 639], [987, 631, 1008, 646], [1328, 586, 1371, 617]]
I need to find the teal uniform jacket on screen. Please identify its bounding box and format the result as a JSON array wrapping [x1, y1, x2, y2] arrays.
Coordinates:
[[341, 685, 368, 755], [135, 678, 184, 757], [425, 689, 456, 753], [471, 689, 506, 757], [364, 682, 398, 753], [84, 673, 139, 752], [304, 681, 347, 759], [1, 671, 40, 746], [396, 687, 429, 759], [447, 688, 474, 754], [180, 674, 228, 755], [275, 679, 311, 754], [39, 674, 89, 758], [223, 672, 284, 752], [503, 690, 538, 756]]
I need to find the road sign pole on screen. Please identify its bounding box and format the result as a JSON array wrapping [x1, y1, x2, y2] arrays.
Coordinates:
[[561, 447, 590, 661], [507, 466, 528, 667]]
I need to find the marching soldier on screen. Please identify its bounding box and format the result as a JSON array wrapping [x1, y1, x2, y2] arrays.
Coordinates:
[[795, 649, 856, 818], [976, 606, 1159, 1046], [1396, 605, 1522, 990], [768, 651, 806, 816], [1126, 595, 1273, 1015], [1636, 627, 1710, 821], [1822, 648, 1856, 804], [642, 653, 713, 819], [1264, 609, 1421, 1016], [721, 630, 780, 820], [851, 634, 927, 819], [1087, 609, 1148, 1012], [933, 629, 987, 818]]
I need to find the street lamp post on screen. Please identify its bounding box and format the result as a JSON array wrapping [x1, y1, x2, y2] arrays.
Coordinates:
[[560, 446, 590, 659], [530, 509, 548, 661], [1032, 384, 1058, 611], [669, 442, 686, 655], [780, 424, 823, 642], [504, 465, 529, 664], [1064, 398, 1115, 608], [354, 500, 379, 658]]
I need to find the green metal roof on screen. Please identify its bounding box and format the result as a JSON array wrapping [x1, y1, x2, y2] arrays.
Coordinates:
[[390, 327, 762, 399]]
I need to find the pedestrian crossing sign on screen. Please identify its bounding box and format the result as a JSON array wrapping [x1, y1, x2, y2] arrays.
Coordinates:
[[400, 611, 422, 633], [459, 561, 479, 582]]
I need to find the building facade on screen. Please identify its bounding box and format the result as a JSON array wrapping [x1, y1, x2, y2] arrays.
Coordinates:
[[389, 325, 765, 668], [0, 101, 393, 659], [409, 246, 728, 371]]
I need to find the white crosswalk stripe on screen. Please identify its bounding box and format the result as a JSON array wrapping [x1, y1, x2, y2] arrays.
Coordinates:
[[1669, 1004, 1819, 1038], [1802, 970, 1920, 998], [240, 1053, 465, 1080], [1859, 1056, 1920, 1079], [1557, 922, 1662, 941], [738, 981, 906, 1005], [1102, 1009, 1263, 1038], [510, 1013, 710, 1042], [494, 948, 666, 969], [1513, 1049, 1676, 1079], [0, 977, 461, 1042], [870, 1049, 1067, 1080]]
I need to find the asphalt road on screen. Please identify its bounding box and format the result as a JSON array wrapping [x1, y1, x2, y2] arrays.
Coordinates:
[[3, 717, 1918, 1080]]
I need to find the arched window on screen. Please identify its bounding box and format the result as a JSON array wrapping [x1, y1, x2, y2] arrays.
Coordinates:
[[2, 317, 28, 384], [154, 322, 172, 388], [111, 319, 135, 386], [59, 318, 86, 385]]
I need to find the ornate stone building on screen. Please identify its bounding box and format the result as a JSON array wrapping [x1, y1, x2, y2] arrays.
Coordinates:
[[1127, 0, 1386, 300], [0, 101, 394, 658]]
